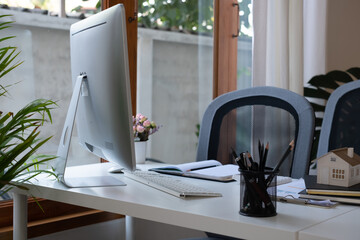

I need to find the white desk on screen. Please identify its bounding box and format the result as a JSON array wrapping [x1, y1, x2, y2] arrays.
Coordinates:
[[299, 207, 360, 240], [11, 163, 359, 240]]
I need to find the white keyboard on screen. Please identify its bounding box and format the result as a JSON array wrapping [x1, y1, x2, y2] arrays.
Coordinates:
[[123, 170, 222, 198]]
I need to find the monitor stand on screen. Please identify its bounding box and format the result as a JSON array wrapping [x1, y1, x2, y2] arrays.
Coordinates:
[[54, 75, 126, 188]]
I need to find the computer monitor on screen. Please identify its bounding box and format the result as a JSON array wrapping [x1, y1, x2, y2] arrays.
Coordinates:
[[55, 4, 135, 187]]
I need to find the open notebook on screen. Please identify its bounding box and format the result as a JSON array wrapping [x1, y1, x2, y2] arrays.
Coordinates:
[[149, 160, 238, 182]]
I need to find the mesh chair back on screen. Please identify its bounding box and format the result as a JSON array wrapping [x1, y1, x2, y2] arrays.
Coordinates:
[[317, 80, 360, 157], [197, 87, 315, 178]]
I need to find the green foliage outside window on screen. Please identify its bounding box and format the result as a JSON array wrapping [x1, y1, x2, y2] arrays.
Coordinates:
[[75, 0, 252, 37], [138, 0, 252, 37]]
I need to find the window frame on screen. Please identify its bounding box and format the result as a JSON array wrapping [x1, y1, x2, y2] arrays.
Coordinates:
[[213, 0, 239, 164]]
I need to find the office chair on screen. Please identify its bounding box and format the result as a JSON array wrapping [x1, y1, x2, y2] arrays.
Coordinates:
[[187, 87, 314, 240], [188, 87, 315, 240], [317, 80, 360, 158], [197, 86, 315, 179]]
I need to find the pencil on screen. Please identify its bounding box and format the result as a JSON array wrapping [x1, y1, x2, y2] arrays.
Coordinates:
[[265, 140, 294, 186], [247, 151, 254, 165], [240, 152, 248, 170], [235, 156, 246, 170], [273, 140, 294, 172], [231, 147, 238, 159], [258, 139, 263, 163], [260, 142, 269, 171]]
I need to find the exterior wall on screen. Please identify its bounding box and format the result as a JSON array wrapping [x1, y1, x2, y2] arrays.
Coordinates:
[[136, 28, 252, 164], [349, 165, 360, 186], [0, 10, 100, 166], [317, 153, 350, 187]]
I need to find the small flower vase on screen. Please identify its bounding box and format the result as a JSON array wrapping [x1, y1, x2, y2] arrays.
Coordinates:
[[134, 141, 147, 164]]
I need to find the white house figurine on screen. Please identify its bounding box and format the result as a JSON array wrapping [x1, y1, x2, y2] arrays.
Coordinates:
[[317, 147, 360, 187]]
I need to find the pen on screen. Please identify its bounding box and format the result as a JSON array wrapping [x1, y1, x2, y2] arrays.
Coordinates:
[[279, 197, 308, 205], [279, 196, 339, 208], [187, 165, 218, 172]]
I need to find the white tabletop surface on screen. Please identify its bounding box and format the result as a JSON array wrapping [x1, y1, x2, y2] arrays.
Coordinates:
[[14, 162, 359, 240], [298, 207, 360, 240]]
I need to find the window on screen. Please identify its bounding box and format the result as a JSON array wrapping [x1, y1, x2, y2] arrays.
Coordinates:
[[136, 0, 253, 164], [136, 0, 215, 164], [0, 0, 100, 17], [332, 168, 345, 180], [236, 0, 252, 90]]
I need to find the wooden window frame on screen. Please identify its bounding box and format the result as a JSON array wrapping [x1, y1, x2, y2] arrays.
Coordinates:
[[213, 0, 238, 164], [0, 0, 239, 236], [213, 0, 238, 98]]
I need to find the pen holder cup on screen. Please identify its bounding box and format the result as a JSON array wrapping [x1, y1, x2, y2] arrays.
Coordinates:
[[239, 170, 278, 217]]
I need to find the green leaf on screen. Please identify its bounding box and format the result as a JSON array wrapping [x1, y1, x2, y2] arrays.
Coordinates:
[[0, 14, 57, 199], [326, 70, 354, 83], [0, 36, 15, 43], [304, 87, 331, 99], [310, 102, 326, 112], [308, 75, 340, 89], [347, 67, 360, 79]]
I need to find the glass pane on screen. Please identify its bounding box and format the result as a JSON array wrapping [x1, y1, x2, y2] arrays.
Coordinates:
[[137, 0, 213, 164], [0, 0, 100, 17], [237, 0, 252, 90], [219, 105, 296, 176], [234, 0, 254, 169], [65, 0, 100, 16]]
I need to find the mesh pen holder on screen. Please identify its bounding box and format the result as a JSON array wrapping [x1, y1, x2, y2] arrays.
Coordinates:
[[239, 169, 278, 217]]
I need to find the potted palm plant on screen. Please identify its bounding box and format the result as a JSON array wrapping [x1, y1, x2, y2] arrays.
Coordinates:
[[0, 15, 57, 198]]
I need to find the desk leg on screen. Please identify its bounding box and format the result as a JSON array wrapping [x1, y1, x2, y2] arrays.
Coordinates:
[[13, 193, 28, 240], [125, 216, 134, 240]]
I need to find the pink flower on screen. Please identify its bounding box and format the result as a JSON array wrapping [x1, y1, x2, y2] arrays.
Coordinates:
[[140, 116, 147, 123], [136, 125, 145, 133], [136, 113, 143, 119], [143, 120, 151, 127], [132, 113, 160, 141]]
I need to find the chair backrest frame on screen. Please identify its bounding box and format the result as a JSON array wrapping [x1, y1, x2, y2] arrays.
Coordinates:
[[317, 80, 360, 158], [197, 86, 315, 178]]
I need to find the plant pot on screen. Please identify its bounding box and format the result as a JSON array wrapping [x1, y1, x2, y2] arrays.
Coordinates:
[[135, 141, 147, 164]]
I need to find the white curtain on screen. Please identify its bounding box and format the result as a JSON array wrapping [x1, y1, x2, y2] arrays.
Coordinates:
[[252, 0, 328, 94], [250, 0, 328, 174]]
